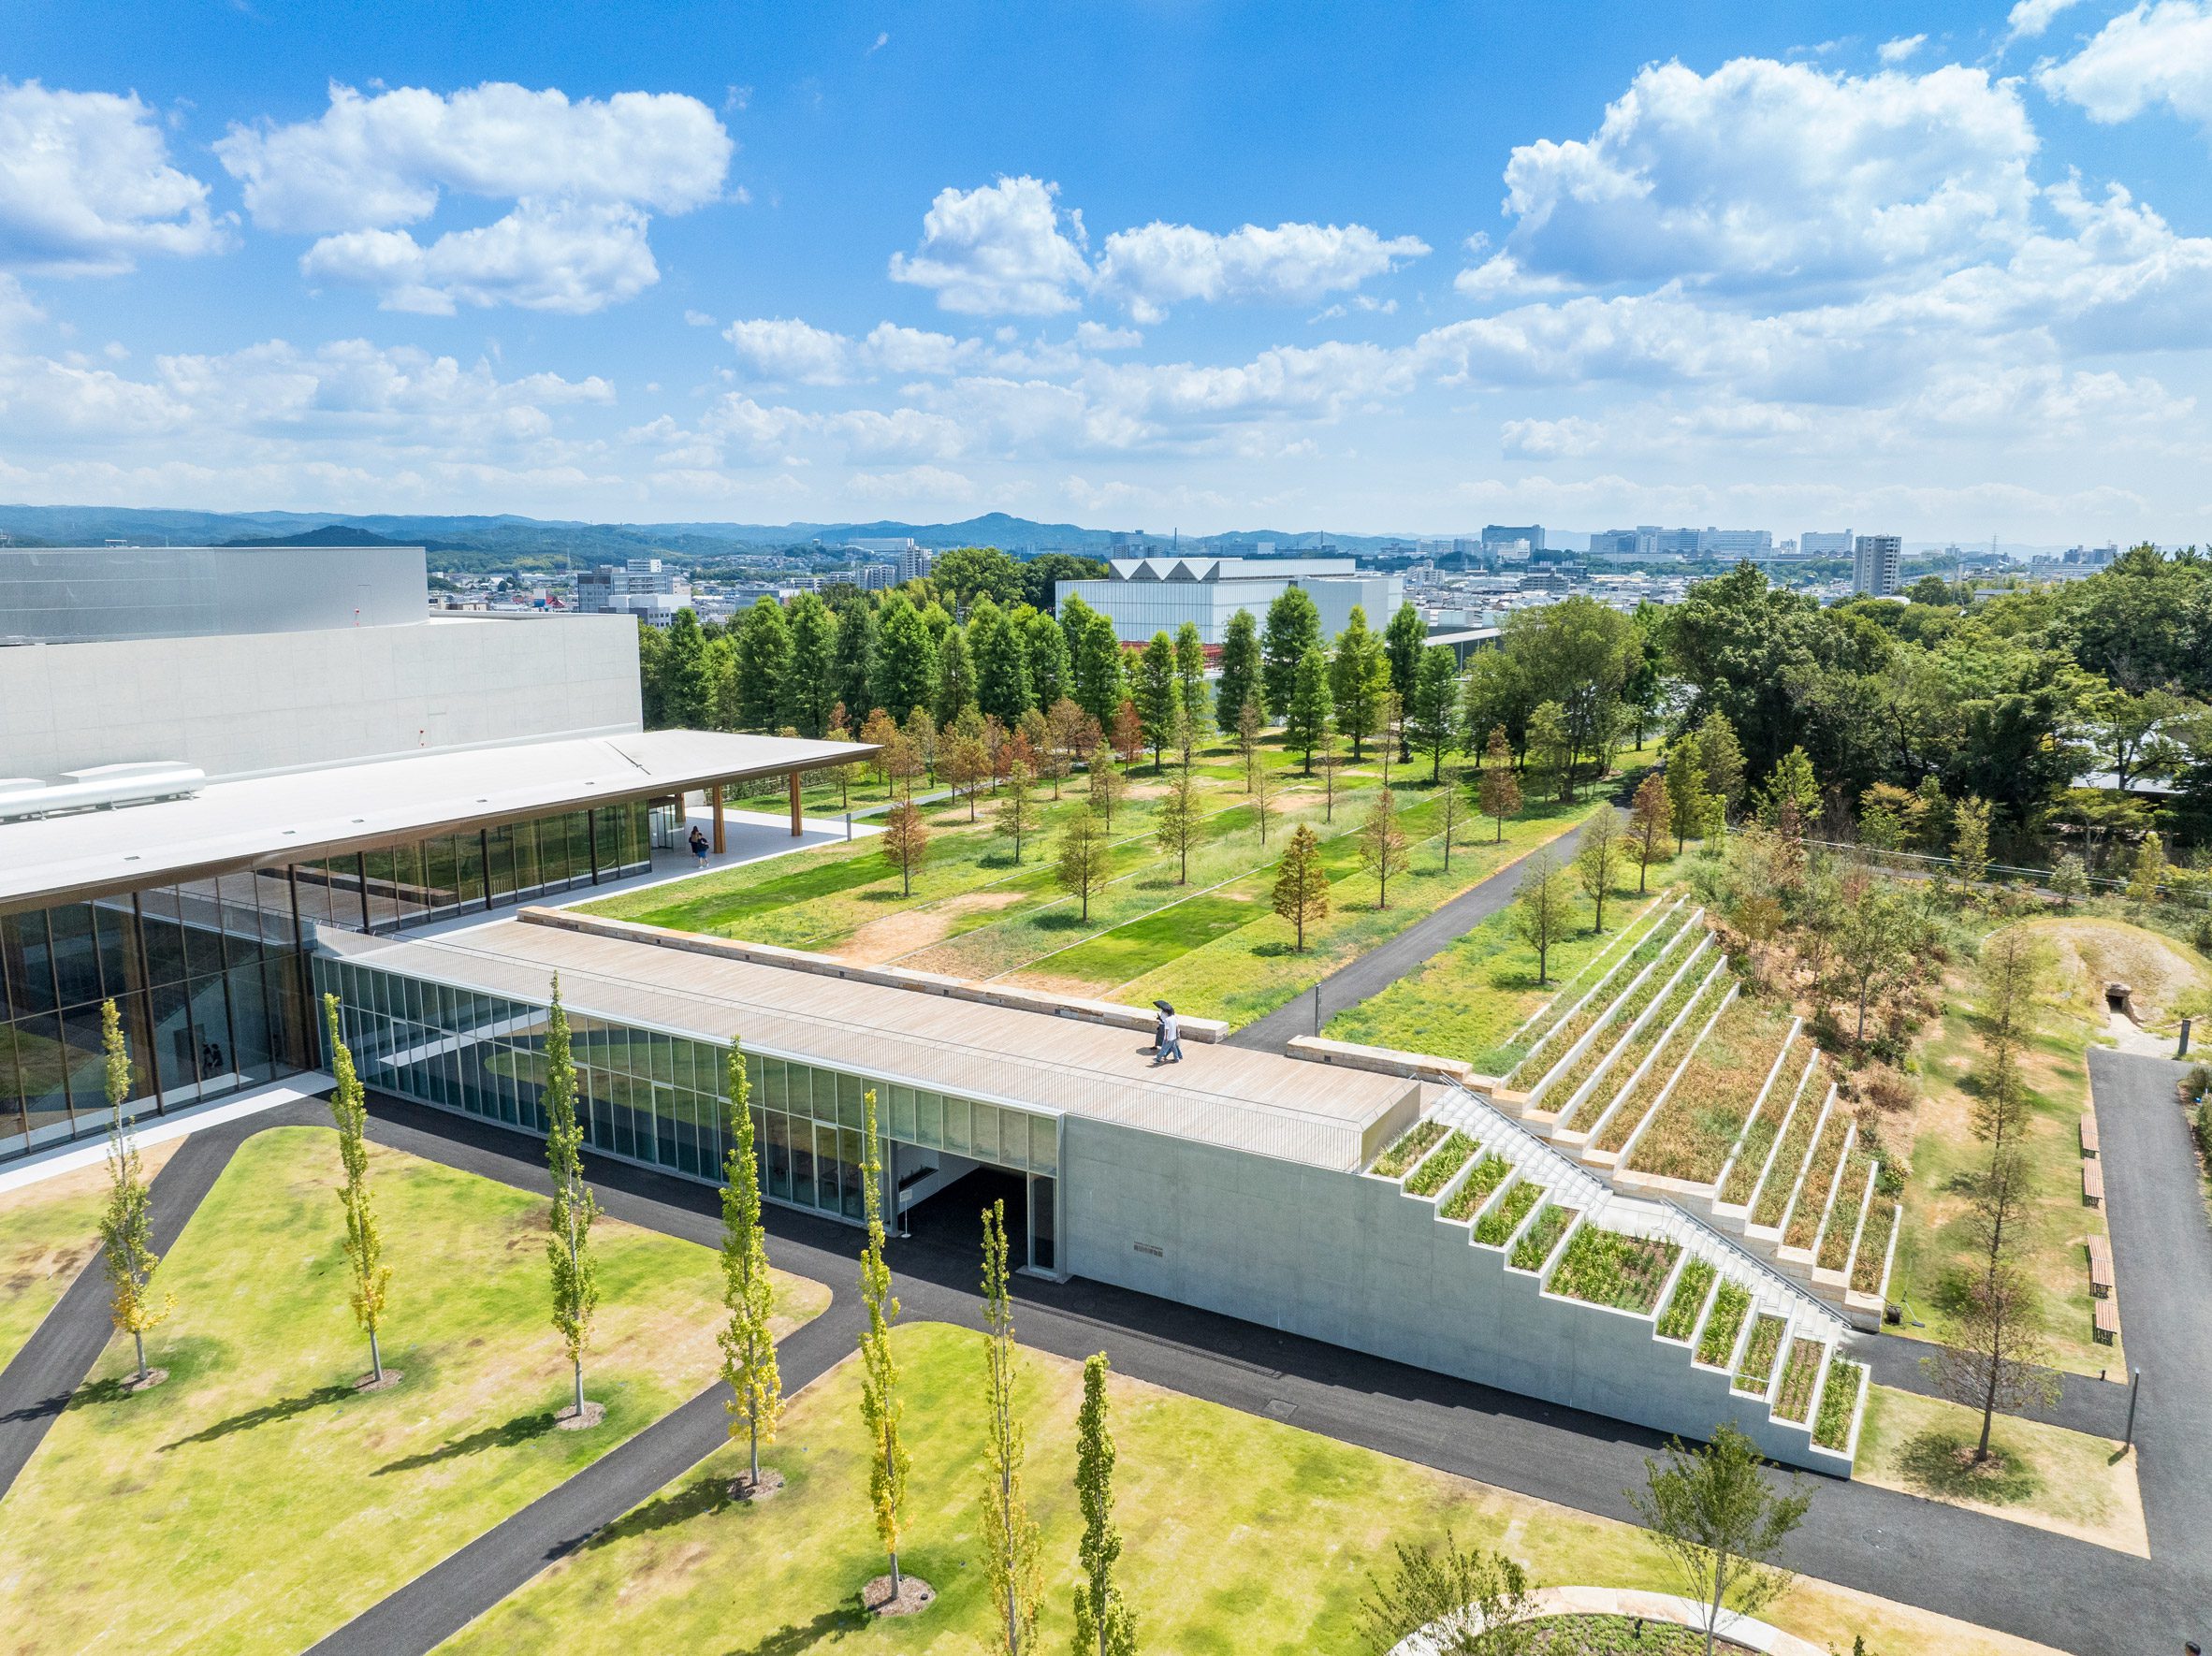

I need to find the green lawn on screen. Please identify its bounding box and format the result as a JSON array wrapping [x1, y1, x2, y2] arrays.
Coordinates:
[[436, 1322, 2050, 1656], [0, 1125, 828, 1656], [0, 1138, 182, 1373]]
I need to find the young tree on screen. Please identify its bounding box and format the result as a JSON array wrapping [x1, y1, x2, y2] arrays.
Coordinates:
[[1831, 879, 1918, 1043], [1384, 601, 1429, 762], [1331, 604, 1389, 760], [323, 995, 392, 1387], [1252, 742, 1280, 847], [2048, 852, 2089, 908], [1022, 606, 1073, 710], [544, 977, 601, 1423], [948, 734, 991, 821], [1154, 769, 1202, 883], [1576, 805, 1625, 932], [1929, 1208, 2059, 1463], [1627, 1424, 1812, 1656], [1755, 747, 1821, 827], [1273, 823, 1332, 951], [1215, 607, 1262, 732], [1043, 697, 1089, 798], [1526, 699, 1575, 802], [881, 799, 930, 896], [903, 705, 939, 787], [1071, 1353, 1137, 1656], [996, 758, 1039, 864], [96, 999, 171, 1388], [1318, 720, 1345, 823], [1359, 1532, 1538, 1656], [1479, 725, 1522, 843], [1435, 753, 1464, 872], [1064, 595, 1127, 727], [1952, 795, 1992, 890], [1173, 619, 1208, 733], [884, 732, 926, 802], [861, 706, 902, 792], [1665, 734, 1711, 853], [1629, 771, 1670, 893], [1260, 585, 1322, 719], [1133, 632, 1181, 770], [1055, 805, 1113, 922], [935, 621, 979, 728], [1406, 646, 1460, 781], [1235, 699, 1264, 793], [720, 1039, 783, 1494], [1087, 742, 1124, 831], [1511, 848, 1577, 983], [856, 1090, 914, 1604], [2128, 830, 2168, 907], [1694, 710, 1747, 822], [980, 1200, 1041, 1655], [1111, 699, 1144, 771], [1287, 645, 1334, 774], [1359, 784, 1411, 909]]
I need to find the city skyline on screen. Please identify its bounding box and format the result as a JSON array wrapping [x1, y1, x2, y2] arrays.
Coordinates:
[[7, 1, 2212, 539]]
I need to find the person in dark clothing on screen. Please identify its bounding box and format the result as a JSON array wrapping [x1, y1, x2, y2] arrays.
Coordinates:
[[1151, 999, 1184, 1065], [689, 825, 709, 867]]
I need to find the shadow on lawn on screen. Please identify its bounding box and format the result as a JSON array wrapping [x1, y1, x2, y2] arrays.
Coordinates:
[[571, 1470, 729, 1554], [373, 1405, 560, 1474], [1897, 1427, 2039, 1505], [723, 1602, 871, 1656], [160, 1378, 355, 1448]]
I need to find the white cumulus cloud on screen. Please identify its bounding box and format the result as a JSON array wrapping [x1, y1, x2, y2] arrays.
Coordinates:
[[1500, 414, 1605, 459], [1878, 34, 1928, 63], [1094, 220, 1429, 322], [300, 199, 658, 314], [2005, 0, 2087, 42], [2038, 2, 2212, 128], [0, 80, 228, 275], [888, 176, 1090, 315]]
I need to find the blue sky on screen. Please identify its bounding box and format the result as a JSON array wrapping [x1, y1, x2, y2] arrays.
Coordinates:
[[7, 0, 2212, 541]]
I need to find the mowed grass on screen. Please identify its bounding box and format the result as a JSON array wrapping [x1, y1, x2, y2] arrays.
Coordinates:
[[437, 1322, 2057, 1656], [1855, 1385, 2147, 1556], [1891, 983, 2123, 1377], [0, 1136, 182, 1373], [1325, 882, 1676, 1070], [0, 1125, 829, 1656]]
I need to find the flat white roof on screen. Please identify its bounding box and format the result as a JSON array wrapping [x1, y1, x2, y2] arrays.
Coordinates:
[[0, 729, 872, 911]]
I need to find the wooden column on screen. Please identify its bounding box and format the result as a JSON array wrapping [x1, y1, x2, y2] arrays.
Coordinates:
[[710, 782, 725, 853], [788, 769, 803, 836]]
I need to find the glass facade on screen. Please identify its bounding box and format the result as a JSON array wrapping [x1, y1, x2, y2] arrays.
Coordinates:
[[0, 871, 313, 1158], [319, 955, 1064, 1271]]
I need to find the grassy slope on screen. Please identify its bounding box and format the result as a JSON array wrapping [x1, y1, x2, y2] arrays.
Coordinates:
[[0, 1138, 182, 1373], [440, 1323, 2057, 1656], [0, 1126, 828, 1656], [1855, 1384, 2147, 1556]]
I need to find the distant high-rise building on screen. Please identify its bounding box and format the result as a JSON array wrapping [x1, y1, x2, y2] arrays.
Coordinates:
[[1852, 534, 1901, 597], [576, 557, 691, 627], [1696, 528, 1772, 558], [1481, 523, 1545, 553], [1800, 530, 1853, 559]]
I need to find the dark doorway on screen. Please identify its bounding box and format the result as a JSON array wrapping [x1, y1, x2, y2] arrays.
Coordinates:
[[901, 1163, 1027, 1258]]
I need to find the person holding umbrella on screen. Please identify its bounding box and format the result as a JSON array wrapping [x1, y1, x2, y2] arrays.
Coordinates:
[[1152, 999, 1184, 1066]]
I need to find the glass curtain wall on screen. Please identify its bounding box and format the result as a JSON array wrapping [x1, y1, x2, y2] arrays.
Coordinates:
[[320, 957, 1062, 1268], [297, 799, 650, 937], [0, 876, 313, 1159]]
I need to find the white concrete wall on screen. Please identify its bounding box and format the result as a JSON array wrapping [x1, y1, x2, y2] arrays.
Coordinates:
[[0, 613, 642, 779], [1063, 1117, 1834, 1471]]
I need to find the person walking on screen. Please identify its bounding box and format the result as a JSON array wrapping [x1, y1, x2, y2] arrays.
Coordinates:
[[689, 825, 709, 867], [1152, 999, 1184, 1065]]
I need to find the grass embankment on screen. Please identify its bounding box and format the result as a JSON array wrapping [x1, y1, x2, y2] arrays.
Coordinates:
[[585, 739, 1654, 1032], [1855, 1384, 2147, 1556], [0, 1125, 828, 1656], [1890, 918, 2187, 1376], [440, 1322, 2059, 1656], [0, 1138, 182, 1372]]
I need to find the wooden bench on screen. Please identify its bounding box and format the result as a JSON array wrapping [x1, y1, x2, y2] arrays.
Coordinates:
[[2080, 1113, 2100, 1158], [2087, 1235, 2114, 1299], [2083, 1160, 2105, 1207], [2094, 1298, 2118, 1344]]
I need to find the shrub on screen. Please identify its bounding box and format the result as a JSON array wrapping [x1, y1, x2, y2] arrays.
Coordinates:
[[1656, 1258, 1717, 1341], [1547, 1226, 1682, 1314], [1771, 1337, 1822, 1422], [1372, 1119, 1445, 1179], [1441, 1153, 1510, 1221], [1812, 1356, 1867, 1450], [1475, 1180, 1542, 1247], [1695, 1282, 1751, 1367], [1404, 1131, 1476, 1198], [1733, 1315, 1786, 1394], [2195, 1097, 2212, 1163], [1509, 1203, 1577, 1271]]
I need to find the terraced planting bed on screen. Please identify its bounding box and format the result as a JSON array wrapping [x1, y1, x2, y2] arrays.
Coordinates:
[[1405, 1131, 1477, 1198], [1783, 1113, 1851, 1251], [1530, 927, 1704, 1117], [1812, 1356, 1866, 1451], [1751, 1088, 1826, 1229], [1373, 1119, 1448, 1179], [1772, 1336, 1824, 1423], [1510, 1202, 1578, 1271], [1733, 1313, 1787, 1395], [1591, 968, 1730, 1153], [1696, 1282, 1752, 1367], [1554, 957, 1717, 1136], [1624, 998, 1794, 1183], [1719, 1039, 1814, 1206], [1850, 1198, 1899, 1296], [1441, 1153, 1511, 1221], [1475, 1179, 1542, 1246], [1817, 1155, 1877, 1273], [1546, 1226, 1682, 1314], [1656, 1257, 1717, 1340], [1495, 900, 1686, 1083]]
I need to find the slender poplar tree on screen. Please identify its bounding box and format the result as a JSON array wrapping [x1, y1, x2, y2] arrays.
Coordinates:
[[323, 994, 393, 1387], [96, 998, 171, 1388], [1072, 1352, 1137, 1656], [858, 1089, 916, 1603], [981, 1200, 1042, 1654], [544, 976, 601, 1422], [720, 1038, 784, 1493]]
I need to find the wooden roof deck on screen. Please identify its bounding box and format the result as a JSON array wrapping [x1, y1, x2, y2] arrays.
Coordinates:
[[324, 916, 1420, 1170]]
